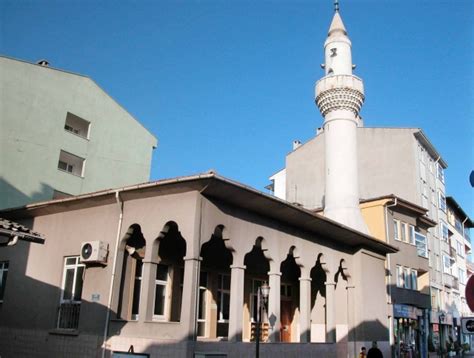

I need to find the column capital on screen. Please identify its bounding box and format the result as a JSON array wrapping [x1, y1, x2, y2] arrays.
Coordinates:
[[230, 264, 246, 270], [325, 281, 336, 287], [268, 271, 282, 276], [346, 285, 355, 290], [299, 276, 312, 282], [142, 259, 159, 264], [183, 256, 202, 262]]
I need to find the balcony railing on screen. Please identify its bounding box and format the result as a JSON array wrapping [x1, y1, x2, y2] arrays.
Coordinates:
[[57, 302, 81, 330]]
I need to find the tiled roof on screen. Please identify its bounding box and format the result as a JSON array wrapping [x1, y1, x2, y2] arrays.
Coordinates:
[[0, 217, 45, 245]]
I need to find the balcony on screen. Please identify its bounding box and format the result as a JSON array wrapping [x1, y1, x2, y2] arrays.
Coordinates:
[[466, 260, 474, 274], [57, 302, 81, 330]]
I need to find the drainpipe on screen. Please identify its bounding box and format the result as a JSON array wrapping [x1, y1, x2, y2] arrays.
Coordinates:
[[102, 191, 124, 358], [385, 198, 397, 351]]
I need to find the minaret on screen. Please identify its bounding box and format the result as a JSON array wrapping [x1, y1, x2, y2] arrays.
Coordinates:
[[315, 5, 369, 234]]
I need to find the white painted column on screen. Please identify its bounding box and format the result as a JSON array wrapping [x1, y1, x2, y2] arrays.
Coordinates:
[[138, 259, 155, 321], [228, 264, 245, 342], [346, 284, 356, 357], [326, 281, 336, 343], [180, 256, 201, 340], [299, 276, 312, 343], [268, 271, 281, 342]]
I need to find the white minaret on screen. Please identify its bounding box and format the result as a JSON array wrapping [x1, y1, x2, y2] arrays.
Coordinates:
[[315, 5, 369, 234]]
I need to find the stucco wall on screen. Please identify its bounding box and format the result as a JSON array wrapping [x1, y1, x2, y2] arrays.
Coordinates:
[[0, 56, 157, 210]]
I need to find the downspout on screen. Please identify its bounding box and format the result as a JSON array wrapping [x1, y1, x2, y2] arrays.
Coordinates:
[[102, 191, 124, 358], [385, 198, 397, 350]]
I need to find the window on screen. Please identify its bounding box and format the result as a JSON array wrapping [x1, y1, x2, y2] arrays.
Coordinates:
[[440, 221, 449, 241], [443, 255, 451, 274], [438, 191, 447, 212], [409, 225, 415, 245], [403, 267, 411, 289], [400, 222, 407, 243], [57, 150, 85, 177], [197, 271, 208, 337], [0, 261, 8, 302], [396, 266, 403, 288], [457, 241, 465, 258], [458, 268, 465, 285], [394, 220, 400, 241], [153, 263, 169, 320], [57, 257, 85, 329], [437, 163, 445, 183], [250, 279, 268, 322], [131, 260, 143, 320], [411, 270, 418, 290], [415, 232, 428, 258], [64, 112, 90, 139], [217, 274, 230, 337]]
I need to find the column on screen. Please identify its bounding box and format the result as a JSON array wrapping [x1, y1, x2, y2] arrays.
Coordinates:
[[268, 272, 281, 342], [346, 284, 356, 357], [228, 264, 245, 342], [180, 256, 201, 341], [138, 259, 156, 321], [325, 281, 336, 343], [299, 276, 312, 343]]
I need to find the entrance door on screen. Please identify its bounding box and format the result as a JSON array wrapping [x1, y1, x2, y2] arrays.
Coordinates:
[[280, 300, 292, 342]]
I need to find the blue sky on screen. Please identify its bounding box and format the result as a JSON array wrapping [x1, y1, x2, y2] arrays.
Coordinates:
[[2, 0, 473, 217]]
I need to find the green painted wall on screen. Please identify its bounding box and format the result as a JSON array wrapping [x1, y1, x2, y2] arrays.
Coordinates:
[[0, 56, 157, 209]]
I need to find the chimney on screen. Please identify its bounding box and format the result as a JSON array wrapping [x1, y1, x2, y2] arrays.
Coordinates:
[[37, 60, 50, 67], [292, 140, 302, 150]]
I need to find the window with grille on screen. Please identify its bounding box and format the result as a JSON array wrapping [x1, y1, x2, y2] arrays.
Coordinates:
[[57, 257, 84, 330]]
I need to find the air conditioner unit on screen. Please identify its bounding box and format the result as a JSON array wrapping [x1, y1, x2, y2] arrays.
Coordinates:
[[80, 241, 108, 264]]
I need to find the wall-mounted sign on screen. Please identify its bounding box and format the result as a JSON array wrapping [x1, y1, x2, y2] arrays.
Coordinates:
[[461, 317, 474, 335]]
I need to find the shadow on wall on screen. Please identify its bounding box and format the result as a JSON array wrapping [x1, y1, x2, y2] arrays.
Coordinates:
[[0, 177, 56, 210], [0, 233, 127, 358]]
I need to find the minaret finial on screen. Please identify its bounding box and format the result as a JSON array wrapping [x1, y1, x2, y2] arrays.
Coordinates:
[[334, 0, 339, 12]]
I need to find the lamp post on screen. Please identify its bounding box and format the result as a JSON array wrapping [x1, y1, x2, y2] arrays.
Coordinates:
[[439, 312, 445, 357], [256, 281, 270, 358]]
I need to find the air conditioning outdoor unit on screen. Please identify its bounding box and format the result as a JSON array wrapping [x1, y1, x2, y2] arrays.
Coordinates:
[[80, 241, 108, 264]]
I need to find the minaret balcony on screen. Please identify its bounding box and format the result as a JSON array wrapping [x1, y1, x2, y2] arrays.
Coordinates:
[[315, 75, 365, 117]]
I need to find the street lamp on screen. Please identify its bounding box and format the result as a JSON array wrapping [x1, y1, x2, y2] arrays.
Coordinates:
[[439, 312, 446, 357], [256, 281, 270, 358]]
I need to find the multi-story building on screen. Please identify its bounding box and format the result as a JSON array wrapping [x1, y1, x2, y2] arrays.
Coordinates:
[[446, 196, 473, 346], [359, 195, 436, 357], [0, 56, 157, 210]]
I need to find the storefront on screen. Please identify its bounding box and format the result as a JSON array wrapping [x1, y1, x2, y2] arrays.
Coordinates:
[[393, 304, 426, 357], [430, 310, 454, 353]]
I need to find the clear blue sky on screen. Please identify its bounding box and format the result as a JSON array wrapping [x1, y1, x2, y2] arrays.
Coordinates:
[[2, 0, 473, 217]]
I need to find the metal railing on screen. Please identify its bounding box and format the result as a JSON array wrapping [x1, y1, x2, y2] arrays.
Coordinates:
[[57, 302, 81, 330]]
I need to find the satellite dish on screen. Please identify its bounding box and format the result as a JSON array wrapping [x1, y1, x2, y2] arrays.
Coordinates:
[[466, 275, 474, 312], [81, 243, 93, 260]]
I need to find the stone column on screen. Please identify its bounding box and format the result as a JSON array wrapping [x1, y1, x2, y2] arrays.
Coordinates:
[[325, 281, 336, 343], [228, 264, 245, 342], [299, 276, 312, 343], [180, 256, 201, 341], [268, 271, 281, 342]]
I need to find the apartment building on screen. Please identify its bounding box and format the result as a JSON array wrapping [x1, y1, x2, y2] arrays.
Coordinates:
[[445, 197, 473, 345], [0, 56, 157, 210]]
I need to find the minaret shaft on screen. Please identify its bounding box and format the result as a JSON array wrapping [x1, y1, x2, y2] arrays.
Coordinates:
[[315, 11, 369, 234]]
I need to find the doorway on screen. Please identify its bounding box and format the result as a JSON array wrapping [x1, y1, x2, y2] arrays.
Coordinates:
[[281, 300, 293, 342]]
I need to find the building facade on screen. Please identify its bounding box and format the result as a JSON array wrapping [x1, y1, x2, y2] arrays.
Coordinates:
[[0, 173, 396, 357], [0, 56, 157, 210], [359, 195, 436, 357]]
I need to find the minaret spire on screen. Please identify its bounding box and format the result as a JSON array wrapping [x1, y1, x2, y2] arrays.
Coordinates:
[[315, 7, 369, 234]]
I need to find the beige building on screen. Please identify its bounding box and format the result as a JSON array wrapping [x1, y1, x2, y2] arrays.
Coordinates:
[[0, 172, 396, 357], [359, 195, 436, 357]]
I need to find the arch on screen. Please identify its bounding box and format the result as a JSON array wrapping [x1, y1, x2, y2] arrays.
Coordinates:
[[279, 246, 302, 343], [334, 259, 350, 288], [151, 221, 187, 322], [197, 225, 234, 339], [117, 224, 146, 320]]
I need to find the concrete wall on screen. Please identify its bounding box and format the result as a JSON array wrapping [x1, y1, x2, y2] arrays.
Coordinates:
[[284, 128, 420, 210], [0, 56, 157, 210]]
